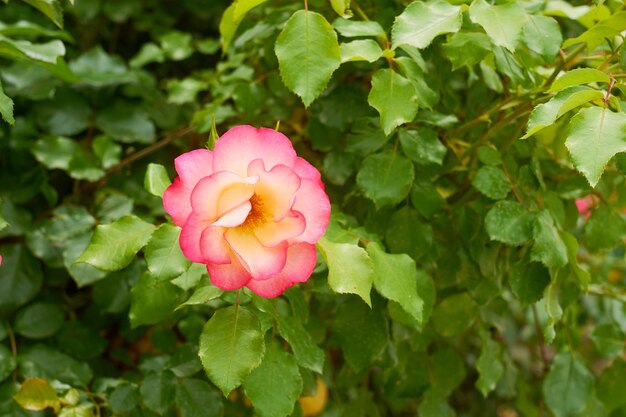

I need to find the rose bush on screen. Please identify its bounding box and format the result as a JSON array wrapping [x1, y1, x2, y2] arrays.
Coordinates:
[[163, 125, 330, 297]]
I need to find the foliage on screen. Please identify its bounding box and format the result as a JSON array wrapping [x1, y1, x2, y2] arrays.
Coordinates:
[[1, 0, 626, 416]]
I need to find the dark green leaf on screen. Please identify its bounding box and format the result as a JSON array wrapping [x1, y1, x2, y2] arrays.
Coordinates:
[[277, 315, 324, 374], [543, 352, 593, 417], [398, 127, 446, 165], [175, 379, 223, 417], [442, 32, 491, 70], [129, 272, 186, 327], [472, 166, 511, 200], [476, 330, 503, 396], [597, 359, 626, 412], [385, 207, 433, 261], [0, 245, 42, 315], [13, 302, 63, 339], [19, 344, 92, 386], [432, 293, 477, 337], [357, 151, 414, 208], [508, 262, 550, 305], [531, 210, 568, 269], [140, 371, 176, 415], [485, 200, 533, 245]]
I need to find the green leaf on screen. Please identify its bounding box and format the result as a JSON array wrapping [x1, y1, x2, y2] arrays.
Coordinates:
[[356, 151, 414, 208], [366, 242, 423, 324], [19, 0, 63, 28], [562, 11, 626, 50], [398, 127, 446, 165], [394, 56, 438, 109], [442, 32, 492, 70], [475, 330, 504, 396], [391, 0, 462, 49], [340, 39, 382, 63], [317, 237, 374, 306], [199, 306, 265, 396], [430, 348, 466, 396], [368, 69, 418, 135], [522, 86, 604, 139], [549, 68, 610, 93], [0, 345, 17, 383], [0, 80, 14, 125], [243, 343, 303, 417], [177, 285, 223, 310], [92, 136, 121, 169], [75, 215, 156, 271], [469, 0, 528, 52], [508, 262, 551, 305], [561, 232, 590, 287], [232, 0, 269, 21], [219, 0, 269, 51], [0, 244, 43, 315], [144, 224, 190, 281], [590, 323, 624, 358], [32, 136, 80, 171], [13, 302, 64, 339], [333, 18, 385, 38], [472, 166, 511, 200], [543, 276, 563, 343], [276, 315, 324, 374], [597, 359, 626, 412], [333, 298, 388, 370], [275, 10, 341, 107], [95, 102, 156, 144], [584, 207, 626, 250], [565, 106, 626, 186], [19, 344, 92, 386], [522, 15, 562, 62], [70, 47, 133, 87], [175, 379, 223, 417], [13, 378, 59, 412], [410, 180, 445, 219], [477, 146, 502, 166], [140, 371, 176, 415], [129, 272, 186, 327], [543, 352, 593, 417], [330, 0, 351, 18], [385, 207, 433, 261], [144, 163, 171, 198], [484, 200, 533, 245], [417, 390, 455, 417], [432, 293, 477, 337], [531, 210, 568, 269], [159, 31, 193, 61]]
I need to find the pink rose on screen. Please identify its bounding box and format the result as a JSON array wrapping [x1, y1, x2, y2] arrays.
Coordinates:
[[163, 125, 330, 297], [575, 195, 597, 220]]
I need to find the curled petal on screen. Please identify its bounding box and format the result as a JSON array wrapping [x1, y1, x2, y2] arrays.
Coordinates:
[[212, 201, 251, 228], [179, 214, 210, 263], [199, 226, 231, 264], [225, 228, 288, 280], [174, 149, 213, 183], [246, 243, 317, 297], [207, 258, 252, 291], [213, 125, 297, 176], [254, 212, 306, 247], [293, 157, 323, 188], [291, 179, 331, 244], [190, 171, 257, 222], [248, 159, 301, 221]]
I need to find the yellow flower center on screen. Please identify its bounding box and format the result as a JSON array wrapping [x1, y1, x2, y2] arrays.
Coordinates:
[[239, 194, 267, 231]]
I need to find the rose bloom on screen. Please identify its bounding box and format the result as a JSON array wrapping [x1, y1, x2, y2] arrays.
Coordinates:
[[163, 125, 330, 297]]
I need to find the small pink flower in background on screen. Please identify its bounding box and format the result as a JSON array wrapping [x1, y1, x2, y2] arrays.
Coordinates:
[[163, 125, 330, 297], [575, 195, 597, 220]]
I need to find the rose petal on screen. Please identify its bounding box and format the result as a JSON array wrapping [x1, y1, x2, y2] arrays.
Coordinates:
[[291, 178, 331, 244], [254, 212, 306, 247], [293, 157, 323, 187], [225, 228, 288, 280], [212, 201, 251, 228], [179, 214, 210, 263], [213, 125, 297, 176], [175, 149, 213, 183], [163, 177, 193, 227], [199, 226, 231, 264], [246, 243, 317, 297], [248, 159, 301, 221], [207, 258, 252, 291], [190, 171, 257, 222]]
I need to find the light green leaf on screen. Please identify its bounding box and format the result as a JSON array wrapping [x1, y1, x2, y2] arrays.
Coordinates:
[[144, 224, 190, 281], [13, 378, 59, 412], [562, 11, 626, 50], [333, 18, 386, 38], [543, 352, 593, 417], [199, 306, 265, 396], [565, 106, 626, 186], [219, 3, 239, 52], [394, 56, 438, 109], [561, 232, 590, 287], [522, 86, 604, 139], [357, 151, 414, 208], [317, 237, 374, 307], [129, 272, 185, 327], [485, 200, 533, 246], [277, 315, 324, 374], [19, 0, 63, 28], [391, 0, 462, 49], [366, 242, 423, 324], [70, 47, 133, 87], [75, 215, 156, 271], [243, 343, 303, 417], [543, 276, 563, 343], [333, 298, 388, 370], [590, 323, 624, 358], [531, 210, 567, 269], [32, 136, 80, 171], [522, 15, 562, 62], [476, 330, 504, 397], [368, 68, 418, 135], [232, 0, 268, 21], [340, 39, 383, 63], [472, 166, 511, 200], [0, 80, 14, 125], [159, 31, 194, 61], [275, 10, 341, 107], [597, 359, 626, 412], [549, 68, 610, 93], [469, 0, 529, 52], [176, 285, 223, 310], [417, 390, 455, 417], [398, 127, 446, 165], [330, 0, 351, 18], [442, 32, 492, 70], [0, 36, 65, 64]]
